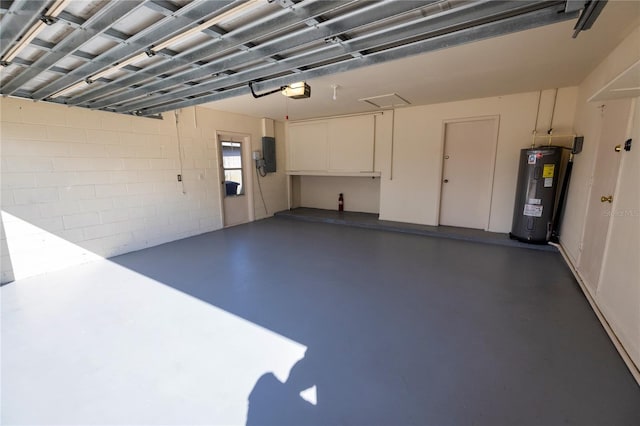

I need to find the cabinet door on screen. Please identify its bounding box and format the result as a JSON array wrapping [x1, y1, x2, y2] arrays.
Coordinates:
[[328, 115, 375, 172], [287, 122, 328, 171]]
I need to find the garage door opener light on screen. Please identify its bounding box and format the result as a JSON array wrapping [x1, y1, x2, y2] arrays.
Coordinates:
[[249, 81, 311, 99]]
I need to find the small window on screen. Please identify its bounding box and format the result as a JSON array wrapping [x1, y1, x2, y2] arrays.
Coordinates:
[[221, 141, 244, 196]]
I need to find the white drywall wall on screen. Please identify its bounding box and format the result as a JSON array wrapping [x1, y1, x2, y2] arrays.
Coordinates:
[[378, 88, 578, 230], [291, 91, 577, 227], [298, 176, 381, 214], [560, 25, 640, 372], [561, 26, 640, 265]]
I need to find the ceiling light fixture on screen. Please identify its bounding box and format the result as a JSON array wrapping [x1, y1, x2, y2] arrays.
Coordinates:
[[150, 0, 262, 54], [1, 0, 72, 65], [51, 51, 148, 97], [86, 52, 149, 83], [50, 80, 89, 98]]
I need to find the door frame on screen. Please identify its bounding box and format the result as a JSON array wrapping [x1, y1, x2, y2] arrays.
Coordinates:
[[576, 98, 635, 292], [216, 130, 255, 227], [437, 115, 500, 231]]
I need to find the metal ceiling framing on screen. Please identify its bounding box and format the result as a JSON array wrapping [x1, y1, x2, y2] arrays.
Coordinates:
[[117, 1, 558, 114], [0, 0, 49, 58], [66, 0, 355, 107], [30, 1, 236, 100], [93, 0, 434, 111], [0, 0, 603, 118]]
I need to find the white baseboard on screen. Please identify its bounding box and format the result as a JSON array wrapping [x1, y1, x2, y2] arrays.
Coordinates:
[[552, 242, 640, 386]]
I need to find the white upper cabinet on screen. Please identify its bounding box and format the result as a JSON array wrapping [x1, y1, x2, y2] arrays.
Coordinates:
[[286, 115, 377, 175], [327, 115, 375, 172], [287, 122, 328, 171]]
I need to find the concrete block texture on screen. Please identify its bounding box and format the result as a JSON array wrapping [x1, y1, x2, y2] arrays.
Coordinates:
[[13, 187, 59, 205], [1, 97, 280, 283]]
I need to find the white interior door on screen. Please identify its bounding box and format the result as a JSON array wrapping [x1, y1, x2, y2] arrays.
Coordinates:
[[439, 118, 498, 229], [220, 135, 251, 227], [578, 99, 633, 293]]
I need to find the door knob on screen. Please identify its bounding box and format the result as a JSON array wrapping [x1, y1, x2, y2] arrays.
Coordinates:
[[443, 179, 449, 183], [600, 195, 613, 203], [444, 155, 450, 159]]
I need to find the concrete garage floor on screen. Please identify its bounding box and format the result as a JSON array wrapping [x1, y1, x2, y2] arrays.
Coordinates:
[[2, 218, 639, 425], [275, 207, 557, 251]]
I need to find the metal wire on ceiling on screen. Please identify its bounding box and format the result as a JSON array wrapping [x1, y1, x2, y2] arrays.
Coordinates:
[[0, 0, 604, 118]]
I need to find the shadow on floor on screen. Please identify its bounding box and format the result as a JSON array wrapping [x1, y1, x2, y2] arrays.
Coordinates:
[[108, 218, 640, 425], [246, 358, 318, 425]]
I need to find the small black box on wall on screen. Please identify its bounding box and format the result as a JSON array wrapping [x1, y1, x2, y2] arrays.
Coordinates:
[[262, 136, 276, 173], [572, 136, 584, 154]]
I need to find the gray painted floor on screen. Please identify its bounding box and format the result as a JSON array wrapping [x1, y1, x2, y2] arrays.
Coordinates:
[[275, 207, 557, 251], [2, 218, 639, 425]]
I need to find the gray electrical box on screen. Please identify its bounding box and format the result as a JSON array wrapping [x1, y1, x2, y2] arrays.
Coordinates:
[[262, 136, 276, 173], [572, 136, 584, 154]]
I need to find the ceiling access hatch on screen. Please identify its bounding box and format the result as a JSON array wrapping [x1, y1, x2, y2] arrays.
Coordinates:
[[359, 93, 411, 109]]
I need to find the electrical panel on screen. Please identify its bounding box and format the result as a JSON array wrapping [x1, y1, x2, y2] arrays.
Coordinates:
[[262, 136, 276, 173]]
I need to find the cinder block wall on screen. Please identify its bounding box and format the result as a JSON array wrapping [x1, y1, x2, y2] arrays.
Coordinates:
[[0, 98, 286, 283]]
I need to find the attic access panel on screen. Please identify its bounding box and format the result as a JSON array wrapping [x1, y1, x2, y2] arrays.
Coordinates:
[[359, 93, 411, 109], [0, 0, 600, 117]]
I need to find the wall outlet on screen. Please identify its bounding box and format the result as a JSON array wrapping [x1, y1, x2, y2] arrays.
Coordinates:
[[177, 174, 182, 182]]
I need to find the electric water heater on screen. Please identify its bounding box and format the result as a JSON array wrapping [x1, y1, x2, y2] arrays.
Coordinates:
[[510, 146, 563, 243]]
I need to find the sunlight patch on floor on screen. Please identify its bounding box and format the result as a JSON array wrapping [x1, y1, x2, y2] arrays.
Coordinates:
[[2, 259, 307, 424], [299, 385, 318, 406], [1, 210, 101, 280]]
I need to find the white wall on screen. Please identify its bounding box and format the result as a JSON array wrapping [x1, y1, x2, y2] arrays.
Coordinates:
[[560, 26, 640, 372], [561, 26, 640, 265], [298, 176, 380, 213], [379, 88, 577, 230], [0, 99, 287, 283]]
